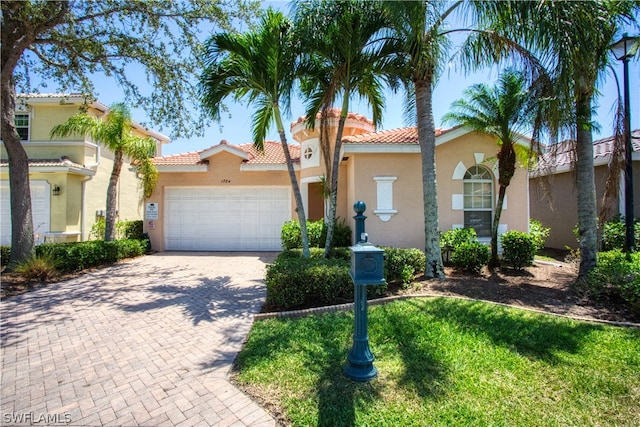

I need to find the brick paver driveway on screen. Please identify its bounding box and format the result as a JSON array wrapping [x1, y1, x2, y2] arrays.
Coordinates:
[[1, 252, 278, 426]]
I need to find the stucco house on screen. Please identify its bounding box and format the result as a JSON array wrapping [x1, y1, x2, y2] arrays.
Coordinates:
[[0, 93, 169, 245], [145, 110, 531, 252], [529, 130, 640, 250]]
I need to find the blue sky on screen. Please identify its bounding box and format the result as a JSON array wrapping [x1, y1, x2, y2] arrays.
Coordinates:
[[48, 3, 640, 155]]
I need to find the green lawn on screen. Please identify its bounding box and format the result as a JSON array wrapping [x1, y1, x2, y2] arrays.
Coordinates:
[[234, 298, 640, 426]]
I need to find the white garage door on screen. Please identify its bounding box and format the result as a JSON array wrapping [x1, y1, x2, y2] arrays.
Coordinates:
[[0, 180, 51, 246], [164, 187, 290, 251]]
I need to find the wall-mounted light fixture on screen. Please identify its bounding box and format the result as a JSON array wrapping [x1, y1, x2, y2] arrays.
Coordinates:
[[52, 185, 61, 196]]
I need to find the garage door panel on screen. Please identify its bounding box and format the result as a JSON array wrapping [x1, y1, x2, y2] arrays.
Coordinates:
[[1, 181, 50, 246], [164, 186, 290, 251]]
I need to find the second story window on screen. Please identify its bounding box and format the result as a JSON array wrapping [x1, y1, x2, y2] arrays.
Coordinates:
[[15, 114, 29, 141]]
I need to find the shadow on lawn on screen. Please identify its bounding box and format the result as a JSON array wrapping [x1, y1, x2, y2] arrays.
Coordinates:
[[234, 297, 628, 425], [415, 297, 604, 363]]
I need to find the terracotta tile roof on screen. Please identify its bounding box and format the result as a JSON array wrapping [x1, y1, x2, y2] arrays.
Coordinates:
[[535, 129, 640, 171], [153, 140, 300, 166], [152, 150, 204, 166], [237, 141, 300, 164], [343, 126, 449, 144], [290, 108, 374, 129], [0, 156, 85, 169]]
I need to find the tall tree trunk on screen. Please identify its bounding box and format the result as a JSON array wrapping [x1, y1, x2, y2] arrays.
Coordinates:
[[1, 4, 36, 267], [491, 142, 516, 266], [275, 109, 310, 258], [491, 185, 508, 266], [105, 149, 124, 241], [575, 95, 598, 279], [323, 113, 347, 258], [415, 79, 445, 279], [1, 76, 35, 267]]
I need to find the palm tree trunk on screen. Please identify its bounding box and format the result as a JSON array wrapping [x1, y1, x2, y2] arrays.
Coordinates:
[[575, 95, 598, 279], [491, 141, 516, 266], [415, 78, 445, 279], [105, 150, 124, 241], [323, 114, 347, 258], [1, 76, 35, 267], [274, 109, 310, 258], [491, 185, 507, 266]]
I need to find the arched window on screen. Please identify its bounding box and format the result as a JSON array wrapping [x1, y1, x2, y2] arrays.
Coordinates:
[[463, 165, 493, 237]]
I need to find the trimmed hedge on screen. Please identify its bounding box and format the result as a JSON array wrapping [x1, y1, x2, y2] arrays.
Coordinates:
[[34, 239, 147, 273], [265, 247, 426, 311], [1, 246, 10, 266], [381, 246, 425, 286], [265, 253, 352, 310], [581, 250, 640, 313], [451, 242, 490, 273], [281, 219, 351, 249], [501, 230, 537, 270]]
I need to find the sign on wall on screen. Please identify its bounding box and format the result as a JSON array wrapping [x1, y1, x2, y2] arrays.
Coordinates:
[[145, 202, 159, 220]]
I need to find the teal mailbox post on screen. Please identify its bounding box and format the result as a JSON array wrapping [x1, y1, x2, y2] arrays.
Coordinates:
[[344, 202, 386, 382]]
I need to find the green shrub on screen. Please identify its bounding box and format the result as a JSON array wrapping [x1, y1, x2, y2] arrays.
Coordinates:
[[381, 247, 425, 287], [265, 255, 351, 310], [120, 220, 144, 240], [501, 230, 537, 270], [36, 239, 146, 273], [529, 219, 550, 251], [451, 242, 489, 273], [582, 250, 640, 312], [440, 228, 477, 263], [281, 219, 352, 249], [602, 216, 640, 251], [14, 253, 60, 282], [1, 246, 10, 266]]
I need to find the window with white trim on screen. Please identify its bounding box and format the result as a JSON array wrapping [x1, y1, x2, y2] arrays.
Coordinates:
[[15, 114, 29, 141], [463, 165, 493, 237]]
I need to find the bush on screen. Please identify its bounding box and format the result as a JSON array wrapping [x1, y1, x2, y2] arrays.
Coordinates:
[[265, 254, 352, 310], [14, 253, 60, 283], [381, 247, 425, 287], [36, 239, 146, 273], [582, 250, 640, 312], [451, 242, 489, 273], [1, 246, 10, 266], [89, 219, 144, 240], [281, 219, 352, 250], [120, 220, 144, 240], [602, 216, 640, 251], [529, 219, 550, 252], [501, 231, 537, 270], [440, 228, 477, 263]]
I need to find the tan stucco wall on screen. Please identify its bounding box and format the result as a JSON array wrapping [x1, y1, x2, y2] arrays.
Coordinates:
[[345, 133, 530, 250], [436, 132, 530, 236], [349, 153, 424, 248], [145, 150, 299, 251], [530, 161, 640, 250]]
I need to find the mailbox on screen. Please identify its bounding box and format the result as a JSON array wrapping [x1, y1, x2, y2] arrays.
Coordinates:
[[349, 241, 385, 286]]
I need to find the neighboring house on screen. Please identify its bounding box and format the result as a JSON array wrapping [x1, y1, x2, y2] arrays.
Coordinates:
[[0, 93, 169, 246], [529, 130, 640, 250], [145, 109, 531, 252]]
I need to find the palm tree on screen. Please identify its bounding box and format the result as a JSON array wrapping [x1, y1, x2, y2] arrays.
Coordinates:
[[293, 0, 397, 257], [443, 69, 534, 266], [379, 0, 464, 279], [199, 9, 311, 258], [479, 1, 639, 278], [50, 103, 158, 241]]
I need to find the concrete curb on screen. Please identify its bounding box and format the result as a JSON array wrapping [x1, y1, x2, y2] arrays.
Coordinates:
[[255, 293, 640, 328]]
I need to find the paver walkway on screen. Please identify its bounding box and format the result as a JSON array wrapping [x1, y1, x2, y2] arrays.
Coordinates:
[[1, 252, 278, 426]]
